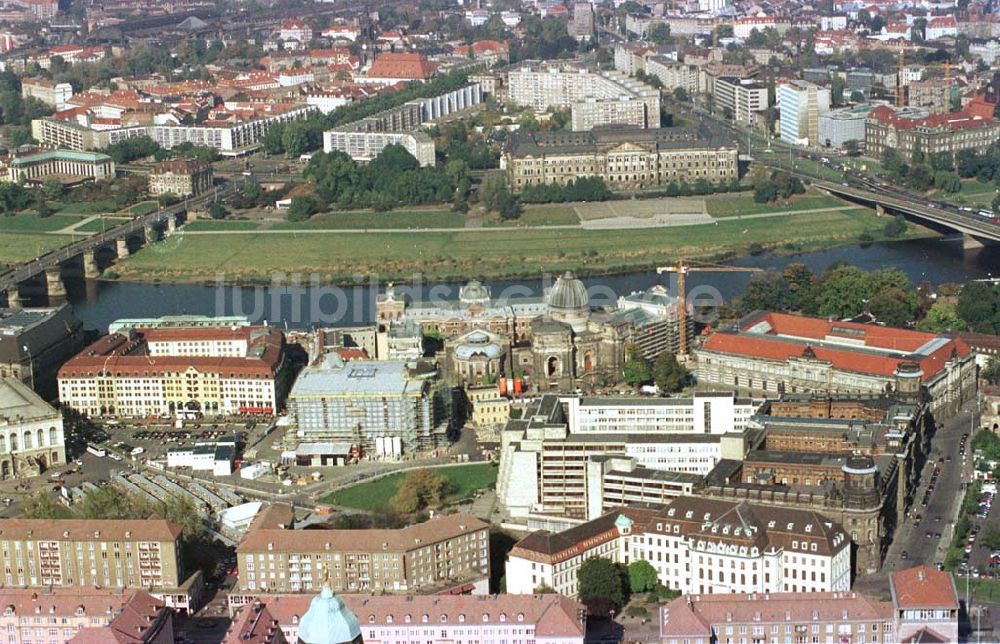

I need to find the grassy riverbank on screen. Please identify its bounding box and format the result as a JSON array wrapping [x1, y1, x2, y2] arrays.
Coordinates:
[[108, 205, 934, 284]]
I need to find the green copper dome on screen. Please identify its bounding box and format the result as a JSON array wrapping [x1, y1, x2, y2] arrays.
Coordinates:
[[297, 584, 362, 644], [547, 271, 588, 311]]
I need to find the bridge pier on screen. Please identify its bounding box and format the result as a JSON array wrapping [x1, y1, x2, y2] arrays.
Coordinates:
[[144, 226, 158, 244], [964, 234, 986, 250], [83, 249, 100, 279], [166, 215, 177, 233], [876, 204, 885, 217], [116, 238, 130, 259], [45, 268, 65, 301], [6, 286, 22, 309]]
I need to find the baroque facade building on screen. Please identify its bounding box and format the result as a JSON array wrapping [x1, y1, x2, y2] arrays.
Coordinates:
[[503, 126, 739, 191]]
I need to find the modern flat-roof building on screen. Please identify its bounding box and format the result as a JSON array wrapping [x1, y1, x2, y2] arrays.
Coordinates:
[[714, 77, 769, 126], [57, 324, 290, 418], [779, 80, 831, 146], [506, 62, 661, 129], [506, 498, 851, 598], [497, 393, 760, 519], [232, 514, 490, 597], [818, 103, 877, 148], [0, 588, 173, 644], [504, 126, 738, 191], [288, 353, 449, 455], [32, 105, 317, 153], [695, 311, 977, 418], [322, 129, 435, 166], [0, 519, 200, 612], [230, 593, 587, 644], [0, 377, 65, 480]]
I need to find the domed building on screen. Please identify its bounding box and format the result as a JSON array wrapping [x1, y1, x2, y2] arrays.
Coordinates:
[[444, 329, 508, 385], [527, 271, 625, 390], [380, 273, 688, 393], [297, 575, 363, 644]]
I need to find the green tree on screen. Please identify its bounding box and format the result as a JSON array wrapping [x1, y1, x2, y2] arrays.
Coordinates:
[[844, 139, 860, 157], [815, 265, 869, 319], [208, 203, 228, 220], [782, 263, 816, 312], [983, 358, 1000, 386], [917, 302, 965, 332], [883, 214, 907, 238], [627, 560, 659, 593], [622, 343, 652, 386], [868, 287, 918, 326], [673, 87, 688, 102], [20, 491, 73, 519], [647, 23, 671, 45], [741, 272, 788, 311], [287, 195, 320, 222], [578, 557, 627, 614], [389, 469, 452, 514], [957, 282, 1000, 334], [652, 351, 688, 393]]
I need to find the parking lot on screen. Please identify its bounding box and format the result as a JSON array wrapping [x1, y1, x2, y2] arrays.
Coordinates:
[[91, 417, 266, 464]]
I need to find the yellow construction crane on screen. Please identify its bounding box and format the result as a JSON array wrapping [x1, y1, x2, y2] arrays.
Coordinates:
[[657, 259, 764, 357]]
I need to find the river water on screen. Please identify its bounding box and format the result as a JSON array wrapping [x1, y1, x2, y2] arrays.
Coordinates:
[[52, 235, 1000, 332]]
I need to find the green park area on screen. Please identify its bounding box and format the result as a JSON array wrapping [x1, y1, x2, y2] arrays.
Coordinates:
[[271, 209, 467, 230], [53, 199, 119, 215], [704, 192, 847, 217], [320, 463, 498, 513], [0, 232, 85, 264], [484, 204, 581, 226], [943, 180, 997, 209], [114, 204, 932, 284], [183, 220, 261, 232], [74, 217, 132, 234], [0, 213, 84, 232]]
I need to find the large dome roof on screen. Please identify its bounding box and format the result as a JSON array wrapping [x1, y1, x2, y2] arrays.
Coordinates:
[[547, 271, 589, 311], [298, 585, 362, 644], [460, 280, 490, 304]]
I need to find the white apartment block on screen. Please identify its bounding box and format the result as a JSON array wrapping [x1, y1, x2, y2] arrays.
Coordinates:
[[644, 56, 699, 95], [20, 78, 72, 109], [31, 105, 316, 153], [323, 129, 436, 166], [566, 392, 758, 434], [714, 77, 769, 125], [507, 62, 661, 129], [506, 499, 852, 599], [779, 80, 831, 146], [497, 394, 758, 518]]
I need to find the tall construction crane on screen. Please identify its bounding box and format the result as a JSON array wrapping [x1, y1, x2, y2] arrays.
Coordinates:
[[657, 259, 764, 357]]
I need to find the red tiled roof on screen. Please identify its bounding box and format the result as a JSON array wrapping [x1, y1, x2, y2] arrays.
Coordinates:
[[890, 565, 959, 609], [367, 52, 435, 80], [701, 312, 970, 379], [57, 326, 285, 379], [869, 104, 994, 129], [471, 39, 509, 54]]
